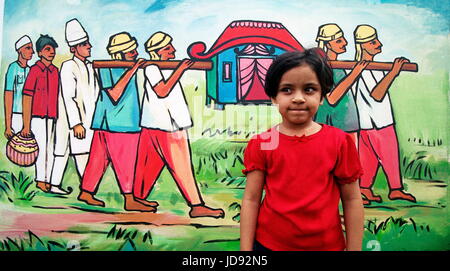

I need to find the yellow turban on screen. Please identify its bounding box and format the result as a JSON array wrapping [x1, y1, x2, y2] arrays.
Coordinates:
[[107, 32, 137, 58], [354, 24, 378, 61], [145, 32, 172, 60], [316, 23, 343, 51]]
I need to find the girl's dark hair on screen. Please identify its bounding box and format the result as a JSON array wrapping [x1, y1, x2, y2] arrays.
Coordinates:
[[264, 48, 333, 98]]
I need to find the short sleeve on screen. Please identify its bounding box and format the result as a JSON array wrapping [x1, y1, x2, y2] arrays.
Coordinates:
[[5, 64, 15, 91], [334, 133, 363, 184], [145, 64, 164, 87], [242, 137, 267, 175], [22, 66, 37, 96], [98, 68, 113, 90]]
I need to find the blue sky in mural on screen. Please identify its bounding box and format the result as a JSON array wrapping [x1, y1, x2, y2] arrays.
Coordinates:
[[1, 0, 448, 73]]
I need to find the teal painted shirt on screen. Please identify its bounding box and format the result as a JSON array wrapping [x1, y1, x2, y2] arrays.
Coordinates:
[[91, 68, 141, 133], [315, 69, 359, 132], [5, 61, 29, 113]]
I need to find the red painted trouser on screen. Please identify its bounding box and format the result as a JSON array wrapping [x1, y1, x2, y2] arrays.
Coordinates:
[[133, 128, 203, 206], [81, 130, 139, 194], [358, 125, 403, 190]]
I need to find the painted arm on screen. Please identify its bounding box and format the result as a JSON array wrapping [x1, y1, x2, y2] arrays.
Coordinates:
[[240, 170, 265, 251], [107, 58, 145, 103], [370, 57, 409, 102], [4, 91, 14, 139], [327, 61, 369, 105], [152, 59, 194, 98], [340, 181, 364, 251], [20, 94, 33, 137], [61, 64, 86, 139]]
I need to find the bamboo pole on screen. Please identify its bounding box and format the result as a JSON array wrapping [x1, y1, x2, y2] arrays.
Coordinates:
[[329, 60, 418, 72], [93, 59, 418, 72], [92, 60, 213, 70]]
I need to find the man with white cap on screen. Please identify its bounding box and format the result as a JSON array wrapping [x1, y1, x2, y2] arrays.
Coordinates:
[[352, 24, 416, 204], [3, 35, 34, 140], [48, 18, 99, 194]]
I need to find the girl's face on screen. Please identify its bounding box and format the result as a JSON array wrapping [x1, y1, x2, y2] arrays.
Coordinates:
[[272, 64, 323, 128], [327, 36, 348, 54]]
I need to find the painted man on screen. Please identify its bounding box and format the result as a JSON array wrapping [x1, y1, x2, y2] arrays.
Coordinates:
[[315, 23, 368, 145], [77, 32, 154, 212], [20, 35, 59, 192], [353, 24, 416, 204], [4, 35, 34, 140], [49, 19, 99, 194], [133, 31, 225, 218]]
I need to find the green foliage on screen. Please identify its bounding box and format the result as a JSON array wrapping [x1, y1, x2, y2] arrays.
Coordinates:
[[0, 231, 67, 251], [401, 151, 448, 181], [106, 225, 154, 251], [191, 138, 246, 184], [363, 216, 448, 251], [228, 202, 241, 222], [0, 171, 37, 202]]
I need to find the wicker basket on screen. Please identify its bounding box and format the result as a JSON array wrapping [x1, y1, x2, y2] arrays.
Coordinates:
[[6, 133, 39, 167]]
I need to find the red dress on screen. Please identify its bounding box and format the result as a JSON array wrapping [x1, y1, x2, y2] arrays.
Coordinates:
[[242, 124, 362, 251]]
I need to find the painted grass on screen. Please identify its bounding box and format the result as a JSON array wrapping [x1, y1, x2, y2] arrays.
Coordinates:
[[363, 216, 449, 251]]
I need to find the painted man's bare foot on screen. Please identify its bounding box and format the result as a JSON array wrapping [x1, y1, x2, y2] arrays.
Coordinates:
[[363, 198, 371, 205], [361, 188, 382, 203], [189, 205, 225, 218], [388, 190, 416, 202], [135, 197, 159, 207], [124, 194, 157, 212], [36, 181, 51, 192], [78, 191, 105, 207]]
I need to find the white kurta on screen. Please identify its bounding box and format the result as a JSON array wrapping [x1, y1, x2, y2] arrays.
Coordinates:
[[54, 57, 99, 155], [140, 64, 193, 131], [354, 70, 395, 130]]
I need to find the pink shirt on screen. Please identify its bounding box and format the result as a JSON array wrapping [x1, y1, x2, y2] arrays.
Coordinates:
[[23, 60, 59, 119], [243, 124, 363, 251]]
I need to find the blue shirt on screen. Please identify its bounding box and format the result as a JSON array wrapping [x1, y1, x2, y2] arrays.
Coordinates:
[[91, 68, 141, 132], [5, 61, 29, 113]]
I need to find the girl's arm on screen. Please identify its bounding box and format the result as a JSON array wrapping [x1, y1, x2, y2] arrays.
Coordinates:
[[240, 170, 265, 251], [339, 181, 364, 251]]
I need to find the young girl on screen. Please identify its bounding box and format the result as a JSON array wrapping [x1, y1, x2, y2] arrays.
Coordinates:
[[240, 49, 364, 251]]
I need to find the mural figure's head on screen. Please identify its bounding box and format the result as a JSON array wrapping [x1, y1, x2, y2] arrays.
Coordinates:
[[65, 18, 92, 60], [145, 32, 175, 61], [316, 23, 347, 56], [107, 32, 138, 61], [36, 34, 58, 63], [265, 49, 333, 127], [15, 35, 34, 61], [354, 24, 382, 61]]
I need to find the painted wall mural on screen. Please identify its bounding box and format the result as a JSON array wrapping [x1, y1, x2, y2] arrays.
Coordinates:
[[0, 0, 448, 251]]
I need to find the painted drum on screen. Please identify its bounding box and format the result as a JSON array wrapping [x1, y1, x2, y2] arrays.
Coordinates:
[[6, 133, 39, 167]]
